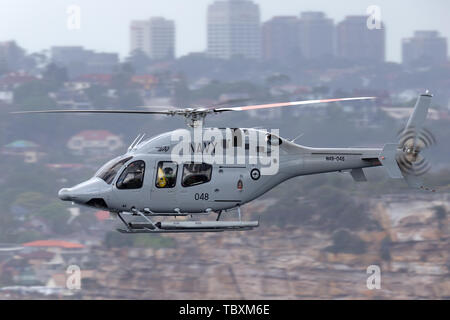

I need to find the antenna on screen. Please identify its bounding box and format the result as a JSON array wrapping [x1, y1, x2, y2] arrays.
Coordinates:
[[135, 133, 146, 147], [127, 133, 144, 152], [291, 132, 304, 143]]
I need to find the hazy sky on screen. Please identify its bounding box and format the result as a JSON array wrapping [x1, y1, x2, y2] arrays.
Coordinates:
[[0, 0, 449, 62]]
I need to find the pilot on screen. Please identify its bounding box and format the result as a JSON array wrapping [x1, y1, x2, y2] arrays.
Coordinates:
[[163, 167, 175, 187]]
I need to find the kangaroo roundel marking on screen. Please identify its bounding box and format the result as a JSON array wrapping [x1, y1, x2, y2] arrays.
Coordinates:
[[251, 168, 261, 180]]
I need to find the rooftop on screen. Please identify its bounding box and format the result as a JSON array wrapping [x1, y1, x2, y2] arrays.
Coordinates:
[[23, 240, 85, 249]]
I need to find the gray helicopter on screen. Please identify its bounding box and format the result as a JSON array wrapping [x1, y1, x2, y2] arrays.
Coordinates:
[[14, 92, 435, 233]]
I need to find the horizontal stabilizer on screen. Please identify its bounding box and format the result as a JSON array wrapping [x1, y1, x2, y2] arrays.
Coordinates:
[[379, 143, 403, 179]]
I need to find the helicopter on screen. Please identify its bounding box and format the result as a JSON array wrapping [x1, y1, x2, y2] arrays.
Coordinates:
[[13, 92, 436, 233]]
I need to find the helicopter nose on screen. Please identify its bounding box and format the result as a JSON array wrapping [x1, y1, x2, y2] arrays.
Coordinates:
[[58, 188, 72, 201], [57, 177, 110, 204]]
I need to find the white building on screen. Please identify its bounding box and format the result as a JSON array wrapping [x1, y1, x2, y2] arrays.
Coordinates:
[[130, 17, 175, 60], [0, 91, 13, 104], [207, 0, 261, 60], [67, 130, 124, 156]]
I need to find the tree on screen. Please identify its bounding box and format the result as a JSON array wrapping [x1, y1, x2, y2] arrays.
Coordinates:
[[173, 75, 191, 107], [85, 85, 111, 107], [112, 63, 135, 91], [37, 201, 75, 235], [126, 49, 152, 73], [13, 192, 47, 212], [13, 80, 58, 110], [118, 90, 143, 108], [265, 74, 291, 86], [1, 41, 26, 71], [29, 51, 49, 70], [43, 63, 68, 89]]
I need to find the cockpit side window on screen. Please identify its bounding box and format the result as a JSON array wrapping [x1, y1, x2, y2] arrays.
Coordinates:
[[116, 160, 145, 189], [97, 156, 133, 184], [182, 163, 212, 187], [155, 161, 178, 188]]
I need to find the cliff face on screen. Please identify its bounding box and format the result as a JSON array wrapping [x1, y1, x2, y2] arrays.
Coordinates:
[[0, 193, 448, 300], [75, 194, 448, 300]]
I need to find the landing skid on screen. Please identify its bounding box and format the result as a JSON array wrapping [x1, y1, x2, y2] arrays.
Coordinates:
[[116, 208, 258, 234], [117, 227, 254, 234]]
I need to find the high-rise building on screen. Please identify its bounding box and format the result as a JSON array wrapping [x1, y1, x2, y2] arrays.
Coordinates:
[[130, 17, 175, 60], [336, 16, 385, 63], [402, 31, 448, 66], [207, 0, 261, 60], [262, 16, 300, 62], [298, 12, 334, 60]]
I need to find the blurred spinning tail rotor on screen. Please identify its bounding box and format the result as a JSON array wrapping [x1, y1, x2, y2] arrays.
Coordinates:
[[396, 127, 436, 176], [395, 91, 437, 190]]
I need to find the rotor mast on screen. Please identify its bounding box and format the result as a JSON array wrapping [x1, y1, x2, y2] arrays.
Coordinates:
[[182, 108, 211, 128]]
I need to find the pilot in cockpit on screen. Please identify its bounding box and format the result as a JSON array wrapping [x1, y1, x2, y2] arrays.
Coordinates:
[[163, 167, 175, 187]]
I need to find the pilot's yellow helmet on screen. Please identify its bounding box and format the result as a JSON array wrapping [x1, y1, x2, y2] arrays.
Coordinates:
[[157, 167, 167, 187]]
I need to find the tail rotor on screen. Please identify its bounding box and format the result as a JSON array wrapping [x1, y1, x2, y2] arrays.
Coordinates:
[[394, 92, 437, 190], [396, 127, 436, 177]]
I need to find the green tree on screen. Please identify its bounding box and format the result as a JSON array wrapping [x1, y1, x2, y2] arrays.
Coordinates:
[[43, 63, 68, 89], [37, 201, 74, 235], [118, 91, 143, 108], [13, 80, 58, 110], [13, 192, 47, 212], [112, 63, 135, 90], [85, 85, 111, 107], [173, 76, 191, 107], [126, 49, 152, 73]]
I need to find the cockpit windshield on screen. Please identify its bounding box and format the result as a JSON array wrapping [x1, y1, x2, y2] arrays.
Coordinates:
[[96, 156, 133, 184]]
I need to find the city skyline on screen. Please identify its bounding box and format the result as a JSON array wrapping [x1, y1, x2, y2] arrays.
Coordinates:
[[0, 0, 449, 62]]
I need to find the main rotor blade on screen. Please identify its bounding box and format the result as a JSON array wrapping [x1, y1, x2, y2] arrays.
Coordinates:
[[11, 97, 376, 117], [11, 109, 175, 115], [214, 96, 376, 112], [209, 97, 252, 108]]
